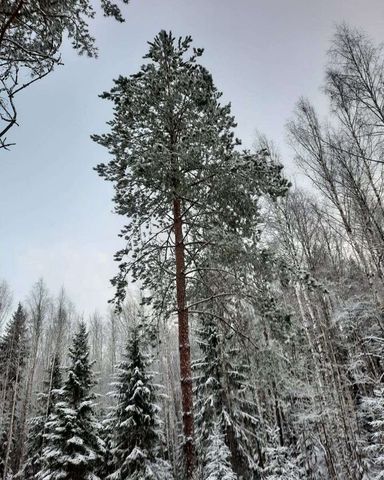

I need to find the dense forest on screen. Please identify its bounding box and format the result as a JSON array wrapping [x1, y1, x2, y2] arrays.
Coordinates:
[[2, 2, 384, 480]]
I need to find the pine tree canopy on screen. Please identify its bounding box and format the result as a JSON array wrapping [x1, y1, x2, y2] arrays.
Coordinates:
[[92, 29, 289, 308]]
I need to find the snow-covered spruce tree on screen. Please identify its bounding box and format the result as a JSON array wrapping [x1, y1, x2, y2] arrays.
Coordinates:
[[262, 427, 305, 479], [360, 386, 384, 479], [98, 415, 116, 480], [203, 424, 237, 480], [107, 326, 173, 480], [193, 313, 260, 478], [37, 322, 103, 480], [0, 303, 28, 479], [92, 30, 288, 477], [17, 354, 62, 479]]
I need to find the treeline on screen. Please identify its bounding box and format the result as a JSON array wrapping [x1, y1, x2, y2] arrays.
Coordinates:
[[0, 283, 174, 479], [2, 21, 384, 480]]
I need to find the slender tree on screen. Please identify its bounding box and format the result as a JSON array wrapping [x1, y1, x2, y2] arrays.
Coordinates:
[[14, 279, 50, 472], [0, 281, 12, 332], [0, 304, 28, 479], [17, 354, 62, 479]]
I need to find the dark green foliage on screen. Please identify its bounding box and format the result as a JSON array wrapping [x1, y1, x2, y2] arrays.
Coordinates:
[[18, 355, 62, 479], [263, 427, 305, 479], [98, 417, 115, 479], [92, 30, 289, 310], [0, 304, 29, 393], [0, 304, 29, 478], [203, 425, 237, 480], [37, 322, 103, 480], [107, 328, 173, 479], [194, 315, 260, 478]]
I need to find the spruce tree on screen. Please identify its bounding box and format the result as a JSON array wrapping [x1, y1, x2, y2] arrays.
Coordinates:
[[17, 355, 62, 479], [203, 425, 237, 480], [107, 327, 173, 480], [360, 386, 384, 479], [263, 427, 305, 479], [37, 322, 103, 480], [194, 314, 260, 478], [0, 304, 28, 479], [92, 30, 288, 477], [98, 416, 115, 480]]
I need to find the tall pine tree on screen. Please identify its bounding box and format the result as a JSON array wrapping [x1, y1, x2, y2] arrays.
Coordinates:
[[92, 30, 288, 477], [37, 322, 103, 480]]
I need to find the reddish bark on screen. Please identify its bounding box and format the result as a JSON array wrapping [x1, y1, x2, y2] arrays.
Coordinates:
[[173, 197, 196, 478]]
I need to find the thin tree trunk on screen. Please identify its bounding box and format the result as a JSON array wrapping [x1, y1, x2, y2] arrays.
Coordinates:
[[17, 309, 43, 469], [110, 312, 116, 375], [3, 357, 20, 480], [16, 351, 37, 470], [172, 197, 196, 478], [40, 356, 58, 454]]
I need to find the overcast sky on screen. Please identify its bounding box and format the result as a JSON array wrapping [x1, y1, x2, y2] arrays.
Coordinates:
[[1, 0, 384, 315]]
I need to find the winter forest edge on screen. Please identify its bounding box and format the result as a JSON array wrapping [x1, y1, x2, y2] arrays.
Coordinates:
[[2, 2, 384, 480]]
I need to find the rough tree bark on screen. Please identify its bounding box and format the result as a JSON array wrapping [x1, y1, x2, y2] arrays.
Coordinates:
[[173, 197, 196, 478]]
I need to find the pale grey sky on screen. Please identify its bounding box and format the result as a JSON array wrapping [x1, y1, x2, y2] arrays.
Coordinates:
[[1, 0, 384, 315]]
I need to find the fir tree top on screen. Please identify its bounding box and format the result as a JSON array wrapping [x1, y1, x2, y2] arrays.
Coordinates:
[[66, 321, 95, 405], [0, 303, 28, 378]]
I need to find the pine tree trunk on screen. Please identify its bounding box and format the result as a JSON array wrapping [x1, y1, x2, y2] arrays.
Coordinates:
[[172, 197, 196, 478]]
